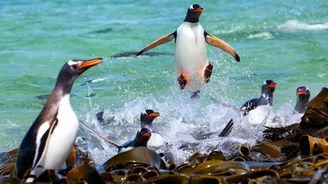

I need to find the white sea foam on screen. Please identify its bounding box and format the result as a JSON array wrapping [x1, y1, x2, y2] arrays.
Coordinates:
[[247, 32, 273, 40], [78, 91, 303, 166], [278, 20, 328, 31]]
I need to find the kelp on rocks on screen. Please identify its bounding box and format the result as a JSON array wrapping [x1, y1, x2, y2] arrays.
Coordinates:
[[1, 88, 328, 183]]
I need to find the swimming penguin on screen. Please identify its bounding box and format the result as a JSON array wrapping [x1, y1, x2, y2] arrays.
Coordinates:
[[118, 128, 152, 152], [136, 4, 240, 97], [240, 80, 277, 115], [14, 58, 103, 182], [294, 86, 310, 114], [140, 109, 160, 130], [140, 109, 164, 147]]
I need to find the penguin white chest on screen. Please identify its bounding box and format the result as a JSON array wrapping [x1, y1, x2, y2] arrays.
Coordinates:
[[44, 95, 79, 169], [175, 22, 208, 91]]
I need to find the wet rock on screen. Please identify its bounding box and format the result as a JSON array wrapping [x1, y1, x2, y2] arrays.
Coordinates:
[[102, 146, 165, 171]]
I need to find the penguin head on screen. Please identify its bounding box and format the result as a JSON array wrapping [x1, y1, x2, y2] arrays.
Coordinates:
[[56, 58, 103, 92], [184, 4, 203, 23], [134, 128, 152, 147], [261, 80, 276, 97], [296, 86, 310, 101], [140, 109, 160, 129]]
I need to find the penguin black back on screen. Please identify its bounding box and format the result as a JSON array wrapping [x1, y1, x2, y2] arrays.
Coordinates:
[[241, 80, 277, 115]]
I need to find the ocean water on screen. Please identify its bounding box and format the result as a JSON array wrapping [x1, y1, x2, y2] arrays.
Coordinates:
[[0, 1, 327, 163]]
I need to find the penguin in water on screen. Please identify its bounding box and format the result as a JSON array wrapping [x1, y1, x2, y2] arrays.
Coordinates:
[[140, 109, 160, 130], [14, 58, 103, 182], [137, 4, 240, 98], [140, 109, 165, 147], [118, 128, 152, 152], [294, 86, 310, 114], [240, 80, 277, 115]]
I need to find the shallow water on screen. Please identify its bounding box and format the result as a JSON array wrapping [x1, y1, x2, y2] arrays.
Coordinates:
[[0, 1, 327, 163]]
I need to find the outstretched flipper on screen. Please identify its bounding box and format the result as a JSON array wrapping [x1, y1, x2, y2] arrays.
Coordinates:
[[137, 31, 177, 56], [204, 32, 240, 62]]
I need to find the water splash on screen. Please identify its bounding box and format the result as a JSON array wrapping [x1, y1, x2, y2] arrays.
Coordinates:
[[77, 89, 303, 166], [278, 20, 328, 31]]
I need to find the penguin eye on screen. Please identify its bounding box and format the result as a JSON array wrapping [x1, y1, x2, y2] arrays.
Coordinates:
[[189, 4, 194, 10], [71, 64, 79, 70]]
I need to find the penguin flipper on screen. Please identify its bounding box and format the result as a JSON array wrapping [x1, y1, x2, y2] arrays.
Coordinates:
[[204, 32, 240, 62], [137, 31, 176, 56], [31, 120, 58, 173]]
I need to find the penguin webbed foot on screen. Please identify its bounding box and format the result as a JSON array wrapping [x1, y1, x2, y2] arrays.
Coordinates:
[[204, 63, 213, 83], [191, 90, 200, 99], [177, 74, 188, 89]]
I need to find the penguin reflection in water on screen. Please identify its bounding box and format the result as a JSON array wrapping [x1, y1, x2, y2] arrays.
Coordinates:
[[14, 58, 103, 182], [240, 80, 277, 115], [137, 4, 240, 98]]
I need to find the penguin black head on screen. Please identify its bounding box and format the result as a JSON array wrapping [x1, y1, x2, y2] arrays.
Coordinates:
[[140, 109, 160, 129], [184, 4, 203, 23], [55, 58, 103, 93], [296, 86, 310, 99], [295, 86, 310, 113], [134, 128, 152, 147], [261, 80, 276, 97]]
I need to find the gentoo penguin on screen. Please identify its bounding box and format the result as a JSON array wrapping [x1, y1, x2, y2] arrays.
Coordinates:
[[294, 86, 310, 114], [240, 80, 277, 115], [118, 128, 152, 152], [140, 109, 160, 130], [14, 58, 103, 182], [136, 4, 240, 97], [140, 109, 164, 147]]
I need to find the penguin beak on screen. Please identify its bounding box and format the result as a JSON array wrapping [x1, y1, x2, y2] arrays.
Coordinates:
[[142, 132, 151, 137], [79, 58, 103, 69], [267, 82, 276, 88], [147, 112, 160, 118], [194, 7, 203, 13], [298, 90, 306, 95]]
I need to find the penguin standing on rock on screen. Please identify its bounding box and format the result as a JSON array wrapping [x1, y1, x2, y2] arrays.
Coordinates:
[[137, 4, 240, 98], [240, 80, 277, 115], [14, 58, 103, 182], [294, 86, 310, 114]]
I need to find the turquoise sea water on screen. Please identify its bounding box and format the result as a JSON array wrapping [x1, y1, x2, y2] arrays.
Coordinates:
[[0, 1, 327, 159]]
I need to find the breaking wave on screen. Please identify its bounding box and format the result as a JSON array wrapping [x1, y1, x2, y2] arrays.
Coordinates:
[[278, 20, 328, 31]]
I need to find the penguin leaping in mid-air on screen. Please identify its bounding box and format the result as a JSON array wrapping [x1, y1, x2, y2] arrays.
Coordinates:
[[137, 4, 240, 98], [14, 58, 103, 182]]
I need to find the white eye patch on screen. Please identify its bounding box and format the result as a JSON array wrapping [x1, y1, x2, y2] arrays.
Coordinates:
[[67, 60, 77, 66], [189, 4, 194, 10]]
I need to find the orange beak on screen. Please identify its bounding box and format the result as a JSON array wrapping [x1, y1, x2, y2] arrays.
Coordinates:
[[142, 132, 151, 137], [194, 7, 203, 13], [79, 58, 103, 69], [267, 82, 276, 88], [147, 112, 160, 118], [298, 90, 306, 95]]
